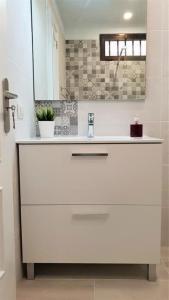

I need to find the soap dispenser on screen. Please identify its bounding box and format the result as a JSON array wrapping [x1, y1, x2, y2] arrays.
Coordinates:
[[130, 117, 143, 137]]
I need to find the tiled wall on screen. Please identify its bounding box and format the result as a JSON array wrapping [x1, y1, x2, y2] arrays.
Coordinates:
[[66, 40, 146, 101], [35, 100, 78, 136]]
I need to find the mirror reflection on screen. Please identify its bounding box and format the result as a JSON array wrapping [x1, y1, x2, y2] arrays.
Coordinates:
[[31, 0, 147, 101]]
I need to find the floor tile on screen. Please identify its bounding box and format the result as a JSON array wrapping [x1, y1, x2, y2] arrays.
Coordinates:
[[94, 279, 169, 300], [17, 279, 94, 300], [17, 250, 169, 300], [161, 247, 169, 259], [157, 263, 169, 280]]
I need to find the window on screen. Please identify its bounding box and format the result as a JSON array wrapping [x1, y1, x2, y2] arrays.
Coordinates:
[[100, 34, 146, 61]]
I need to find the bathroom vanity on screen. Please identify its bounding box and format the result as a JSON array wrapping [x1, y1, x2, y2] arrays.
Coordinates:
[[17, 136, 162, 281]]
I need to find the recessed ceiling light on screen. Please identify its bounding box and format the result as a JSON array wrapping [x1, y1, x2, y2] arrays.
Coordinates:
[[123, 12, 133, 21]]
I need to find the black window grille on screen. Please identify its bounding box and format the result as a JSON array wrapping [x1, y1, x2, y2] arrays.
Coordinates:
[[100, 33, 146, 61]]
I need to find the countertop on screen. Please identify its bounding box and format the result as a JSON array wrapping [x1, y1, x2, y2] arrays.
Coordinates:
[[16, 136, 163, 144]]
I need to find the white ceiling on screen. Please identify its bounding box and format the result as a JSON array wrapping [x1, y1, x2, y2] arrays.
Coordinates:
[[55, 0, 147, 39]]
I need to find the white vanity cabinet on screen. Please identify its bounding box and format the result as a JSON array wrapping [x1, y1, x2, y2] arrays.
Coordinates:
[[18, 138, 162, 281]]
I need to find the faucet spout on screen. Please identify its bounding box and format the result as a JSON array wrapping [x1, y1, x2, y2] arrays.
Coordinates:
[[88, 113, 94, 138]]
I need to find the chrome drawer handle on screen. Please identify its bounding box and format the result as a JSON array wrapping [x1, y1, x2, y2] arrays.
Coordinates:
[[72, 211, 109, 218], [72, 153, 108, 157]]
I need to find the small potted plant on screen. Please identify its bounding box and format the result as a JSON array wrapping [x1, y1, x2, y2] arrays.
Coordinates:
[[36, 106, 55, 138]]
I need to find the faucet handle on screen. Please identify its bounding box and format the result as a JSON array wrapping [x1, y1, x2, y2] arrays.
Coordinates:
[[88, 113, 94, 124]]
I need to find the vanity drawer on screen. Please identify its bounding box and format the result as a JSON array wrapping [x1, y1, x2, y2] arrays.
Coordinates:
[[19, 144, 162, 205], [21, 205, 161, 264]]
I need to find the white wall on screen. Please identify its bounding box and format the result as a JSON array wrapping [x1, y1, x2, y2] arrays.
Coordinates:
[[33, 0, 66, 100], [51, 0, 66, 99], [78, 0, 169, 246], [7, 0, 35, 282], [7, 0, 35, 139], [32, 0, 49, 100]]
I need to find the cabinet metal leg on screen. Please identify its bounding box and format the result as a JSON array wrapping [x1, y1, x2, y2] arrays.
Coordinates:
[[27, 263, 35, 280], [147, 264, 157, 281]]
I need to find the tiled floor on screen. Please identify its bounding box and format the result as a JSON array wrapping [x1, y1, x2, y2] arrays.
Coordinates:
[[17, 248, 169, 300]]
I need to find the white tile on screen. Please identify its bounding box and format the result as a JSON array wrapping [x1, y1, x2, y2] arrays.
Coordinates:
[[143, 122, 161, 137], [162, 31, 169, 78], [161, 207, 169, 247], [143, 77, 162, 122], [78, 100, 148, 136], [161, 77, 169, 121], [95, 279, 169, 300], [162, 0, 169, 30], [16, 261, 169, 300], [17, 279, 93, 300], [160, 122, 169, 165], [147, 0, 163, 31], [161, 247, 169, 259], [162, 188, 169, 211], [162, 165, 169, 207], [146, 30, 163, 79]]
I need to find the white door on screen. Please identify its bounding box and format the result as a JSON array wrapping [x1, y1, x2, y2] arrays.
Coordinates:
[[0, 0, 16, 299]]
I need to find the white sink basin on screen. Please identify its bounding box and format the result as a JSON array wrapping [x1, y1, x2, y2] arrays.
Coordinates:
[[48, 135, 139, 142], [16, 136, 163, 144]]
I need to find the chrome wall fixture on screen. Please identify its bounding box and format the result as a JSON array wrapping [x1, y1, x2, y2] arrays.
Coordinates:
[[2, 78, 18, 133]]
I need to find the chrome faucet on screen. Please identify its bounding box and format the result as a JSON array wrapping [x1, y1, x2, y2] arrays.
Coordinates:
[[88, 113, 94, 138]]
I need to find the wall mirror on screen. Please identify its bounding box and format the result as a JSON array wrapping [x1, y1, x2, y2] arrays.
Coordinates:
[[31, 0, 147, 101]]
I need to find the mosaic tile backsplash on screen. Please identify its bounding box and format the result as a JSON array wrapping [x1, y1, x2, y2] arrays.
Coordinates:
[[66, 40, 146, 101], [35, 100, 78, 136]]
